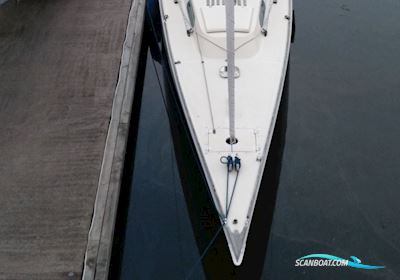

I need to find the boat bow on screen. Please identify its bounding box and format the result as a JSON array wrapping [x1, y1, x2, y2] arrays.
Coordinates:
[[159, 0, 293, 265]]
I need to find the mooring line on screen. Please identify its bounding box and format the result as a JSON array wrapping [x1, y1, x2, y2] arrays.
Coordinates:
[[184, 225, 223, 280], [146, 8, 225, 280]]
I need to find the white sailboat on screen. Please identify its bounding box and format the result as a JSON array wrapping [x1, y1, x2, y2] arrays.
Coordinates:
[[159, 0, 293, 266]]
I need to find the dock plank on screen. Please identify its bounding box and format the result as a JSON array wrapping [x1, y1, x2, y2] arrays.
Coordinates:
[[0, 0, 136, 278]]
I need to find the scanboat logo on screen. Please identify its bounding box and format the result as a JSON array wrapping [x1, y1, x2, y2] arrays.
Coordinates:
[[295, 254, 384, 270]]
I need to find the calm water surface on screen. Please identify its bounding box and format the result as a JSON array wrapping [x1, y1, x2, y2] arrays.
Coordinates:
[[110, 0, 400, 279]]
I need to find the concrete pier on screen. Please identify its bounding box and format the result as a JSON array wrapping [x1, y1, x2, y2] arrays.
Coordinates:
[[0, 0, 145, 279]]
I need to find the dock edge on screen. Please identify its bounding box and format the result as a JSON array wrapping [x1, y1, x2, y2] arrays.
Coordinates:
[[81, 0, 146, 279]]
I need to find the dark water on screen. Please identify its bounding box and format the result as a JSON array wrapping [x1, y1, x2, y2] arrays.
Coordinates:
[[110, 0, 400, 279]]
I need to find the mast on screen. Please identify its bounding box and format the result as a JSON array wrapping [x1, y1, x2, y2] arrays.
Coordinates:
[[226, 0, 235, 143]]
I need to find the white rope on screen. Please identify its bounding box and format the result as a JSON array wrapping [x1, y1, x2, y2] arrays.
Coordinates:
[[226, 0, 235, 142], [261, 0, 274, 35], [235, 33, 259, 51], [177, 0, 193, 34], [197, 32, 259, 53], [197, 33, 227, 51], [195, 32, 216, 133]]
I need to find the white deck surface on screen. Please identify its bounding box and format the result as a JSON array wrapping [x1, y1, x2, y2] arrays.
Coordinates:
[[160, 0, 292, 265]]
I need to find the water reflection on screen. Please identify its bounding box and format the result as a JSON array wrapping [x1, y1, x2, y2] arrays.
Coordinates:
[[110, 7, 290, 278]]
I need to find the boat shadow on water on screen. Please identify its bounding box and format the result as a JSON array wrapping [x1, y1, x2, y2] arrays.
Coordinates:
[[148, 10, 290, 277]]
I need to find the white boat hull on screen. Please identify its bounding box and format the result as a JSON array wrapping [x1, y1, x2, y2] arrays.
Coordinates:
[[159, 0, 293, 265]]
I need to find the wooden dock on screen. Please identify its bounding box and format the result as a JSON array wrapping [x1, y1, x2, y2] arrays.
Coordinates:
[[0, 0, 145, 279]]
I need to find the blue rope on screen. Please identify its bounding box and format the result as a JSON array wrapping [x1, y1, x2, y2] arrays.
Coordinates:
[[220, 155, 241, 218], [220, 156, 233, 216]]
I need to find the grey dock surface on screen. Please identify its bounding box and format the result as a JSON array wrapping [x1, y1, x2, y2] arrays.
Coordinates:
[[0, 0, 145, 279]]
